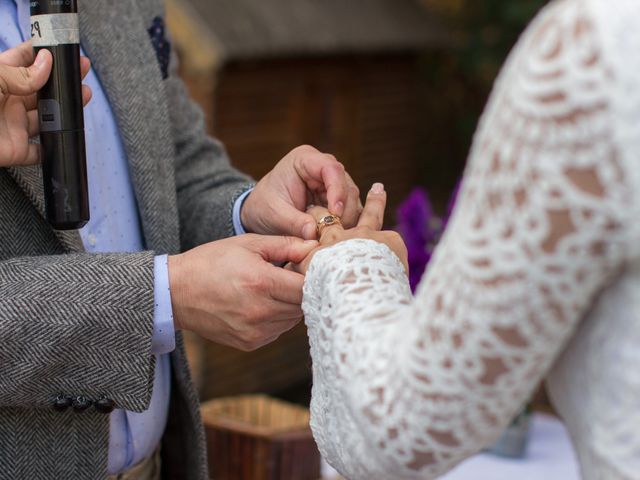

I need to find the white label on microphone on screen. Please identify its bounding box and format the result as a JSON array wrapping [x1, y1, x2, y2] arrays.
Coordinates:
[[30, 13, 79, 47]]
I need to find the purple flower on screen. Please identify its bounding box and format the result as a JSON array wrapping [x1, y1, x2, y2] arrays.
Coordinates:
[[395, 188, 440, 292], [395, 183, 461, 292]]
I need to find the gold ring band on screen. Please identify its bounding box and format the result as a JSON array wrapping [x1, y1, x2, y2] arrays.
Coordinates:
[[317, 214, 342, 236]]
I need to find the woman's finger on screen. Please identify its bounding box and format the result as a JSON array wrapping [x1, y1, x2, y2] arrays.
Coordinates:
[[357, 183, 387, 230], [307, 205, 345, 239], [307, 205, 341, 224]]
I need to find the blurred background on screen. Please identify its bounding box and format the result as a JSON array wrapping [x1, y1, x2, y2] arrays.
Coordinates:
[[166, 0, 548, 408]]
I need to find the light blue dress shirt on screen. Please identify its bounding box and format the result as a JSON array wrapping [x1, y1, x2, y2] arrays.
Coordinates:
[[1, 0, 250, 474]]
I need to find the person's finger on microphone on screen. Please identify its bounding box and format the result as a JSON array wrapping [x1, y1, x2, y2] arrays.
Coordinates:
[[82, 84, 92, 106], [80, 56, 91, 79], [0, 49, 52, 101], [0, 40, 34, 66]]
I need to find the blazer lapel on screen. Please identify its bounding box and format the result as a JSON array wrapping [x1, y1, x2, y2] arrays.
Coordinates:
[[78, 0, 180, 254], [7, 165, 84, 252]]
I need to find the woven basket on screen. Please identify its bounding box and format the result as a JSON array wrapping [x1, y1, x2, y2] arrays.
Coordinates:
[[201, 395, 321, 480]]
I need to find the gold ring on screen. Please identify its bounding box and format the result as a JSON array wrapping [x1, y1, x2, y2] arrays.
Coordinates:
[[317, 214, 342, 236]]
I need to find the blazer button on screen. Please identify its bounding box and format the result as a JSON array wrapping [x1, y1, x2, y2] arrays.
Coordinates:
[[95, 397, 116, 414], [53, 395, 72, 412], [72, 396, 92, 413]]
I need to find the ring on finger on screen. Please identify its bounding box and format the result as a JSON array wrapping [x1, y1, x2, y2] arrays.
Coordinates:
[[317, 214, 342, 236]]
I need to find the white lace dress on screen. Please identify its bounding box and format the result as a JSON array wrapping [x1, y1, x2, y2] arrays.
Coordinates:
[[302, 0, 640, 478]]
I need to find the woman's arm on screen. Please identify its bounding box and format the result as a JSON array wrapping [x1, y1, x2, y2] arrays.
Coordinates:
[[302, 1, 635, 478]]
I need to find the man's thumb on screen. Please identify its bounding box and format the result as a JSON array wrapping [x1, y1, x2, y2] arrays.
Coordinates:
[[0, 49, 52, 99], [250, 235, 319, 264]]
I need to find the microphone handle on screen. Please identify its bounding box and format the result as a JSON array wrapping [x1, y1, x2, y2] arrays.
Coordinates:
[[31, 0, 89, 230]]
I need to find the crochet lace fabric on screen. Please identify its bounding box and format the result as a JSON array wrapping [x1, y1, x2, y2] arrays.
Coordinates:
[[303, 0, 640, 478]]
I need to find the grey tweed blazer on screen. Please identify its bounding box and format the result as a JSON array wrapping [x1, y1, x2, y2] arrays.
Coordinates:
[[0, 0, 253, 478]]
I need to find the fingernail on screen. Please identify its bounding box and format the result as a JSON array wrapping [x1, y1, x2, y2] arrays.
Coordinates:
[[334, 201, 344, 214], [304, 240, 319, 246], [303, 223, 317, 239], [371, 183, 385, 194], [34, 50, 45, 68]]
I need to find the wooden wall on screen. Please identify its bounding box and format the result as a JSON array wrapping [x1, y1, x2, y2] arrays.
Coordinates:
[[185, 54, 421, 226]]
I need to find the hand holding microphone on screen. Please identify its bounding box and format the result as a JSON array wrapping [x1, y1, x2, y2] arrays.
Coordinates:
[[0, 41, 91, 168], [30, 0, 90, 229]]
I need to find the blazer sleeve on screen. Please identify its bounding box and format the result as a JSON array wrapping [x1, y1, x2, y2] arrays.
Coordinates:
[[165, 49, 254, 251], [0, 251, 157, 413]]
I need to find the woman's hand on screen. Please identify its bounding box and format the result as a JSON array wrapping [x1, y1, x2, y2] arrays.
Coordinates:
[[0, 40, 92, 167], [292, 183, 409, 274]]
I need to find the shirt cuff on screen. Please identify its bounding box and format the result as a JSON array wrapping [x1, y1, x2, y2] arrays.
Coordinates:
[[232, 188, 253, 235], [152, 255, 176, 355]]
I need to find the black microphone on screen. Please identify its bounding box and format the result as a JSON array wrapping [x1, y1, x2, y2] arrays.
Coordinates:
[[30, 0, 89, 230]]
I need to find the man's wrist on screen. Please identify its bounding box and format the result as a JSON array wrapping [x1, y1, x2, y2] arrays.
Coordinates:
[[167, 253, 188, 332]]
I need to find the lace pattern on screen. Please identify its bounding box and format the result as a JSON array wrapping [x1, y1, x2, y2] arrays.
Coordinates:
[[302, 0, 640, 478]]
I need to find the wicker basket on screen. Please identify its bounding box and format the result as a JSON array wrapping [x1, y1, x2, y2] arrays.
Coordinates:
[[201, 395, 321, 480]]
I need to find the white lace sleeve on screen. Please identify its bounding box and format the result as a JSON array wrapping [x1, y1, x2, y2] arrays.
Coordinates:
[[302, 1, 635, 478]]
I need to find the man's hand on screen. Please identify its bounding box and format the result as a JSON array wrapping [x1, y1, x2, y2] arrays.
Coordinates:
[[240, 145, 363, 240], [0, 40, 92, 167], [168, 234, 318, 351]]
